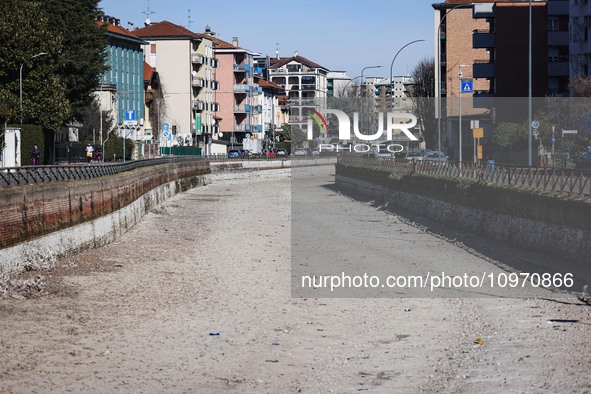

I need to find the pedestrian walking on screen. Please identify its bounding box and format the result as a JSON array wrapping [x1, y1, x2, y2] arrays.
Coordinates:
[[86, 143, 94, 164], [31, 145, 41, 166]]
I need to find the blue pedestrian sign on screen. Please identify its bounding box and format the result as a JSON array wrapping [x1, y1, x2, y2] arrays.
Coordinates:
[[162, 122, 170, 132], [461, 80, 473, 93]]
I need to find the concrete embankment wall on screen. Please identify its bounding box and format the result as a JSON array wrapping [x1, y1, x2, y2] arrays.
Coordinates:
[[336, 164, 591, 264], [0, 158, 336, 274], [0, 161, 209, 273]]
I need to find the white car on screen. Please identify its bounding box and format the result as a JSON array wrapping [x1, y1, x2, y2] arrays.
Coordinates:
[[373, 146, 396, 159], [293, 148, 312, 156], [422, 151, 448, 164], [404, 151, 424, 161]]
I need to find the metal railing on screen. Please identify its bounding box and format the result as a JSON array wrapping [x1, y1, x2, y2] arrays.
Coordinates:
[[0, 156, 206, 187], [338, 156, 591, 197]]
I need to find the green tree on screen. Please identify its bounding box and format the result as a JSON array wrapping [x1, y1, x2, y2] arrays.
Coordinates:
[[40, 0, 107, 122], [492, 122, 528, 150], [0, 0, 70, 129]]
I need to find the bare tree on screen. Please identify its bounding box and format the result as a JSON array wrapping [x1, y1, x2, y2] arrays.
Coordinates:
[[408, 58, 436, 149]]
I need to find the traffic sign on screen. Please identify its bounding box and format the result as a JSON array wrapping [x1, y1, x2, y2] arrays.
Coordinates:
[[167, 134, 173, 141], [124, 109, 137, 126], [162, 122, 170, 132], [163, 131, 170, 138], [532, 121, 540, 129], [460, 80, 473, 93]]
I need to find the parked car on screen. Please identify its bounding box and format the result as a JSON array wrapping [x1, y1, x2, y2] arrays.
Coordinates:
[[404, 151, 425, 161], [422, 151, 448, 164], [262, 149, 277, 158], [228, 149, 249, 158], [276, 148, 289, 157], [293, 148, 312, 156], [373, 145, 396, 159]]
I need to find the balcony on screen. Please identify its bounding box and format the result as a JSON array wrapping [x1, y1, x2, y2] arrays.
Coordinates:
[[301, 84, 316, 91], [548, 31, 569, 46], [253, 67, 263, 75], [210, 80, 220, 90], [193, 100, 205, 111], [473, 60, 495, 79], [233, 63, 247, 72], [192, 54, 205, 65], [548, 61, 569, 77], [234, 123, 250, 132], [473, 31, 495, 48], [211, 102, 220, 112], [473, 2, 494, 18], [548, 0, 569, 15], [211, 58, 219, 68], [234, 104, 247, 113], [473, 90, 495, 109], [212, 125, 219, 134], [234, 84, 250, 94], [192, 76, 205, 87], [254, 104, 262, 113], [145, 91, 154, 104]]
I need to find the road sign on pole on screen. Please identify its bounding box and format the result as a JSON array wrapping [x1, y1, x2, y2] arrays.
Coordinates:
[[124, 110, 137, 126], [162, 122, 170, 132], [460, 79, 473, 93]]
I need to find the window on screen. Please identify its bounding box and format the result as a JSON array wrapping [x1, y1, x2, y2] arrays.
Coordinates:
[[548, 17, 559, 32], [151, 44, 156, 54]]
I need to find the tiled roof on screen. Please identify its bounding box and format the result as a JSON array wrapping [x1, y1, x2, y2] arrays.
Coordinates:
[[258, 78, 284, 92], [207, 35, 241, 50], [99, 21, 145, 42], [144, 62, 154, 82], [269, 55, 327, 71], [135, 20, 204, 39]]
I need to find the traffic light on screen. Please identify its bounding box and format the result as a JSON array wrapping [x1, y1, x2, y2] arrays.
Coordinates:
[[172, 125, 177, 135]]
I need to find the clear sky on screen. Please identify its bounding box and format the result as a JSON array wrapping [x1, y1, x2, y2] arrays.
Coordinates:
[[98, 0, 437, 78]]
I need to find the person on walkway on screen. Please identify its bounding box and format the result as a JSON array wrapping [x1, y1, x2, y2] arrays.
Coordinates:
[[85, 144, 94, 164], [31, 145, 41, 166]]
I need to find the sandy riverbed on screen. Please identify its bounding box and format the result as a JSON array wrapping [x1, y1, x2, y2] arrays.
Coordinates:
[[0, 167, 590, 393]]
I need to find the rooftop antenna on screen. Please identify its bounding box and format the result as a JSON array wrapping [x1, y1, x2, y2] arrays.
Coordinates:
[[142, 0, 155, 26], [187, 9, 192, 30], [275, 42, 279, 59]]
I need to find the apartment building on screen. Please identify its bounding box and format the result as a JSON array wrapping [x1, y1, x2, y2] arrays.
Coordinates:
[[204, 32, 262, 153], [327, 71, 352, 98], [268, 54, 329, 132], [373, 76, 415, 110], [135, 21, 218, 152], [256, 78, 287, 146], [570, 0, 591, 77], [96, 17, 147, 153]]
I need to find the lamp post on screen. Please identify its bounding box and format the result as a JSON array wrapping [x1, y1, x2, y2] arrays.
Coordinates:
[[342, 75, 363, 97], [389, 40, 425, 110], [436, 3, 472, 156], [459, 64, 470, 164], [360, 66, 382, 140], [20, 52, 48, 124], [360, 65, 382, 98], [528, 0, 533, 166]]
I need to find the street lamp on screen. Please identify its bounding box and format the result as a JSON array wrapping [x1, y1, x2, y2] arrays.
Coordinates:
[[436, 3, 472, 156], [360, 65, 382, 97], [20, 52, 48, 124], [459, 64, 470, 164], [342, 75, 363, 97], [389, 39, 425, 110], [528, 0, 533, 166]]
